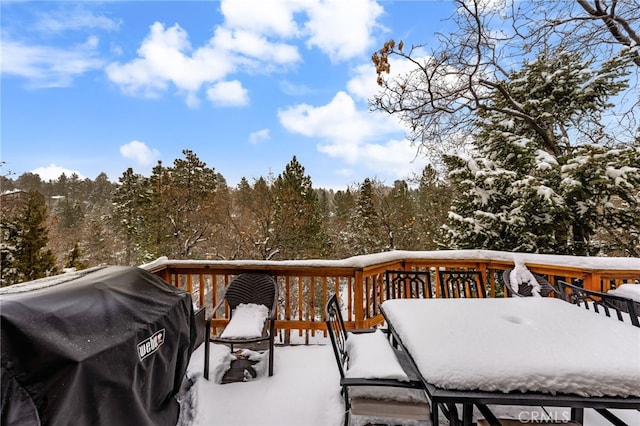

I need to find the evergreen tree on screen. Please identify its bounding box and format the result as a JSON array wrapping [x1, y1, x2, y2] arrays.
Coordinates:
[[347, 178, 388, 254], [111, 168, 149, 265], [14, 173, 43, 194], [415, 165, 451, 249], [83, 215, 117, 266], [1, 190, 58, 285], [157, 150, 218, 258], [228, 176, 276, 260], [89, 172, 116, 208], [329, 188, 358, 257], [382, 179, 418, 250], [65, 241, 87, 270], [443, 49, 640, 255], [272, 156, 326, 259]]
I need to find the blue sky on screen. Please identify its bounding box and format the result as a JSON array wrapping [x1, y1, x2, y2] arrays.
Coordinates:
[[2, 0, 457, 190]]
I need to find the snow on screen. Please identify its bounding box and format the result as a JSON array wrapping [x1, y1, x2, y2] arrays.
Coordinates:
[[381, 298, 640, 397], [508, 262, 541, 295], [220, 303, 269, 339], [608, 284, 640, 303], [182, 339, 640, 426], [204, 344, 235, 384], [137, 251, 640, 424], [140, 249, 640, 273], [186, 343, 344, 426], [605, 166, 637, 186], [0, 266, 107, 295], [345, 329, 408, 381]]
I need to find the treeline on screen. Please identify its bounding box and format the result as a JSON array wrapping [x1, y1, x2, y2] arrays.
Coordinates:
[[0, 152, 452, 286], [5, 8, 640, 286]]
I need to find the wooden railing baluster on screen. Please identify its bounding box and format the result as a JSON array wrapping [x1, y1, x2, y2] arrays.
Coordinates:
[[143, 252, 639, 343]]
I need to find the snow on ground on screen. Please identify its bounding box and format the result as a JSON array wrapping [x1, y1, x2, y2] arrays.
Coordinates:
[[181, 341, 640, 426], [187, 342, 344, 426]]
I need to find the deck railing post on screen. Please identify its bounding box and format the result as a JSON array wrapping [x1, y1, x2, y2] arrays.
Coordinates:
[[583, 272, 602, 292], [354, 270, 364, 329]]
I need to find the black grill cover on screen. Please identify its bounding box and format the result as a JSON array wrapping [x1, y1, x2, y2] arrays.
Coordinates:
[[0, 266, 196, 426]]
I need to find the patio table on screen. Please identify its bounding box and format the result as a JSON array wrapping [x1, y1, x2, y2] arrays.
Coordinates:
[[380, 297, 640, 426]]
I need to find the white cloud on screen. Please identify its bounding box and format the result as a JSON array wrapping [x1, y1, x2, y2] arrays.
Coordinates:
[[106, 21, 298, 104], [119, 140, 159, 165], [352, 138, 427, 180], [278, 81, 428, 179], [31, 164, 84, 181], [346, 62, 380, 102], [462, 0, 507, 14], [278, 91, 402, 160], [33, 9, 121, 33], [106, 0, 386, 104], [1, 39, 104, 87], [206, 80, 249, 106], [212, 27, 300, 65], [304, 0, 385, 62], [219, 0, 303, 37], [249, 129, 271, 144], [106, 22, 234, 98], [218, 0, 385, 63]]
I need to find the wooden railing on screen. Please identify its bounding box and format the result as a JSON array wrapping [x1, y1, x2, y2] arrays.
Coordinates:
[[142, 250, 639, 343]]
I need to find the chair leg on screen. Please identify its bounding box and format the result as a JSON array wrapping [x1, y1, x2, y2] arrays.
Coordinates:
[[343, 390, 350, 426], [268, 320, 275, 376], [268, 336, 274, 376], [204, 319, 211, 380]]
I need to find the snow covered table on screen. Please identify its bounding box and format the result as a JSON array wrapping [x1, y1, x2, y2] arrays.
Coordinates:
[[380, 297, 640, 426]]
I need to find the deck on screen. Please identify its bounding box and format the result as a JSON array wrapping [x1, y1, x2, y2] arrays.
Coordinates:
[[181, 341, 640, 426], [154, 250, 640, 425]]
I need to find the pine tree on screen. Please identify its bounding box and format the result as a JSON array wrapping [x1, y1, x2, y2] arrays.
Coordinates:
[[443, 49, 640, 255], [1, 190, 58, 285], [272, 156, 326, 259], [111, 168, 149, 265], [329, 188, 357, 257], [65, 241, 87, 270], [382, 179, 418, 250], [347, 178, 387, 254], [229, 176, 276, 260], [158, 150, 219, 258], [415, 165, 451, 249]]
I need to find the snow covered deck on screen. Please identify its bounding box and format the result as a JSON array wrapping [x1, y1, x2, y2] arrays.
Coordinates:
[[183, 341, 640, 426]]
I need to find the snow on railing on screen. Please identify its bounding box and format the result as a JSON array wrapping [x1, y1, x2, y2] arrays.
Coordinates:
[[143, 250, 640, 343]]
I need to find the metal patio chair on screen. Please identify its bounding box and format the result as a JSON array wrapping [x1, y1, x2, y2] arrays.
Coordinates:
[[204, 272, 278, 378]]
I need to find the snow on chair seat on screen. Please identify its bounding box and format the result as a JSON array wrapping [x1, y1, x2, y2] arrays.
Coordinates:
[[325, 294, 429, 426], [204, 273, 278, 379]]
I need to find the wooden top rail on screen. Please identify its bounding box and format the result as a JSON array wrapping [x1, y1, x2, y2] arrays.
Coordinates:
[[143, 250, 639, 279], [142, 250, 639, 340]]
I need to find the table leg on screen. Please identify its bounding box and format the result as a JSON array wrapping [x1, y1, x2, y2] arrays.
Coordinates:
[[462, 403, 473, 425], [571, 407, 584, 424], [431, 402, 439, 426]]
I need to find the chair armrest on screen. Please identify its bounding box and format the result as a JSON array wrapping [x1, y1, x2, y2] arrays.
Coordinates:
[[207, 298, 227, 321], [350, 328, 378, 334], [341, 377, 424, 389]]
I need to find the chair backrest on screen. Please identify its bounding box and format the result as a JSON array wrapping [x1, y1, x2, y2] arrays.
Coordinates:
[[557, 280, 640, 327], [503, 268, 558, 297], [325, 294, 348, 379], [224, 273, 278, 315], [385, 270, 433, 299], [438, 269, 486, 298]]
